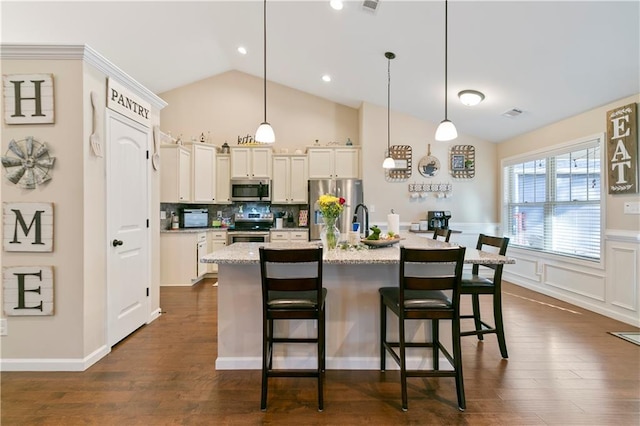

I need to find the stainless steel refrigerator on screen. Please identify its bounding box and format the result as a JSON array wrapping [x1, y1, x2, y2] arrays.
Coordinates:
[[308, 179, 364, 240]]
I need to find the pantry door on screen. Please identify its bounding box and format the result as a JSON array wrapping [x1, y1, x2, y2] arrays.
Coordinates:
[[106, 111, 150, 346]]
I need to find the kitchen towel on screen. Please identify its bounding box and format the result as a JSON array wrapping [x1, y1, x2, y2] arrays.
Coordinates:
[[387, 213, 400, 235]]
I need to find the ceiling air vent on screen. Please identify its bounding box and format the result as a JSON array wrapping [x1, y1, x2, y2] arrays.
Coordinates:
[[502, 108, 523, 118], [363, 0, 379, 12]]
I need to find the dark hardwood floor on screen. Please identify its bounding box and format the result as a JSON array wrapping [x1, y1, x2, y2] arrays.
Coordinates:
[[2, 279, 639, 425]]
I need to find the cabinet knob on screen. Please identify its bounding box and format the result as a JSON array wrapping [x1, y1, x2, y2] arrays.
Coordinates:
[[112, 239, 124, 247]]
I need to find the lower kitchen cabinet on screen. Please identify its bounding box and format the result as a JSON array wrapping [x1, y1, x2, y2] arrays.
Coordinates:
[[207, 230, 227, 274], [160, 231, 208, 286]]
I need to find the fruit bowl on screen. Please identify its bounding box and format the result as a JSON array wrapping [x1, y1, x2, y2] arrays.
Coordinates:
[[360, 237, 402, 248]]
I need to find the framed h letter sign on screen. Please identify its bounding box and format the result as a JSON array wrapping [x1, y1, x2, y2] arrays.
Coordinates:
[[3, 202, 54, 252], [3, 266, 54, 316], [3, 74, 55, 124]]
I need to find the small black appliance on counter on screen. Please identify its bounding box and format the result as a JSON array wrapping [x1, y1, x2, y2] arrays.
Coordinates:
[[427, 210, 451, 230]]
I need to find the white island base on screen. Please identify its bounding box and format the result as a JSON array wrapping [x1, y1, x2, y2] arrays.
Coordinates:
[[206, 238, 513, 370]]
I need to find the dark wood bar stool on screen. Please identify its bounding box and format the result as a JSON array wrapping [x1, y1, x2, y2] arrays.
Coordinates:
[[460, 234, 510, 358], [379, 246, 467, 411], [432, 228, 452, 242], [258, 246, 326, 411]]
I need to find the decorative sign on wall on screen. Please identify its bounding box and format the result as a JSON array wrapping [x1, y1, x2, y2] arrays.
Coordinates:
[[449, 145, 475, 179], [606, 103, 638, 194], [385, 145, 412, 181], [3, 202, 54, 252], [1, 136, 56, 189], [107, 78, 151, 127], [3, 266, 54, 316], [3, 73, 55, 124]]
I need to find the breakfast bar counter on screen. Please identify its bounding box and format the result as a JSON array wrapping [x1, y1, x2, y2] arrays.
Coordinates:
[[201, 234, 513, 370]]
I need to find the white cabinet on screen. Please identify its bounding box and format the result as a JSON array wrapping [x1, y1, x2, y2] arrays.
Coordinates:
[[207, 230, 227, 274], [272, 155, 308, 204], [230, 147, 272, 179], [160, 145, 191, 202], [308, 147, 360, 178], [189, 143, 216, 203], [215, 154, 231, 204], [270, 229, 309, 242], [160, 231, 205, 286]]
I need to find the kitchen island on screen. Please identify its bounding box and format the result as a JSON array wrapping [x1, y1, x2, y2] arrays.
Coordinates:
[[201, 234, 514, 370]]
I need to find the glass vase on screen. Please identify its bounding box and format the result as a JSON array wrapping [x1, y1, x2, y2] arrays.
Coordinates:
[[320, 216, 341, 251]]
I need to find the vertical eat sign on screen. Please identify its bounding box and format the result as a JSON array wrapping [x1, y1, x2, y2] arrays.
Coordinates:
[[3, 74, 55, 124], [607, 103, 638, 194]]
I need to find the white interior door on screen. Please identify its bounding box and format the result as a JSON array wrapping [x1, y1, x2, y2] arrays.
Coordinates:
[[107, 111, 150, 346]]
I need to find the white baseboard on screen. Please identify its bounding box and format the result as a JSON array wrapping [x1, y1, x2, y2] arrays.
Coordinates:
[[215, 356, 453, 371], [0, 344, 110, 372], [148, 307, 162, 323]]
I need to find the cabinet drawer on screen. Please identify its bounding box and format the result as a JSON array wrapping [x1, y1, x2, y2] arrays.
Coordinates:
[[270, 232, 289, 241], [210, 231, 227, 240], [290, 232, 308, 241]]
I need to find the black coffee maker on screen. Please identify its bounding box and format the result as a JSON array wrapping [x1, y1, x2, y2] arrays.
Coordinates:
[[427, 210, 451, 230]]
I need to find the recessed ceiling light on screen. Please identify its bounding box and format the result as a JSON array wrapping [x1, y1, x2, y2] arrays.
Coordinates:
[[330, 0, 344, 11], [322, 75, 332, 82], [237, 46, 247, 55], [458, 90, 485, 106]]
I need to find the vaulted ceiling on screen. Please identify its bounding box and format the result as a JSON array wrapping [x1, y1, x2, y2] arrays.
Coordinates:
[[2, 1, 639, 142]]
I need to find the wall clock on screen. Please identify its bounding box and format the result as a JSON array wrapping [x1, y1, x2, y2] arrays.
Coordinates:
[[1, 136, 56, 189]]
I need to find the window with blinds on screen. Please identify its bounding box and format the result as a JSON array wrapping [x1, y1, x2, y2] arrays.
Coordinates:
[[503, 137, 602, 261]]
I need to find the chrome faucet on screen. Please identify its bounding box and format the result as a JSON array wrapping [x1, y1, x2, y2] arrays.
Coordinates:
[[353, 203, 369, 237]]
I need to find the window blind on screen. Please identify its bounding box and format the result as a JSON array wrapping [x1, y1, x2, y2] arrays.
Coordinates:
[[503, 137, 602, 261]]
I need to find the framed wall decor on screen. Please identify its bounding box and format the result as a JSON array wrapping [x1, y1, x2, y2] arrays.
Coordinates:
[[385, 145, 412, 181], [449, 145, 475, 179]]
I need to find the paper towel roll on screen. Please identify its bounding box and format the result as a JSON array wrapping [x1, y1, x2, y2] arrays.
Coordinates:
[[387, 213, 400, 235]]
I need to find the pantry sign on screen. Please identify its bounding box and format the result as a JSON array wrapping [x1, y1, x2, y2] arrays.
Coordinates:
[[606, 103, 638, 194], [107, 78, 151, 127]]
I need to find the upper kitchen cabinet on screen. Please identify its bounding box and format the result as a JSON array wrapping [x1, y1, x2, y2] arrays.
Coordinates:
[[216, 154, 231, 204], [188, 142, 217, 203], [160, 145, 191, 202], [230, 147, 272, 179], [272, 155, 308, 204], [308, 147, 360, 179]]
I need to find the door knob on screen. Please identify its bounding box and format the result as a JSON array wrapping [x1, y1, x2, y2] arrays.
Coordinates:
[[112, 239, 124, 247]]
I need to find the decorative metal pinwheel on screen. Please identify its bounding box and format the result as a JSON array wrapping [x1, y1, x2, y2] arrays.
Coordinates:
[[1, 136, 56, 189]]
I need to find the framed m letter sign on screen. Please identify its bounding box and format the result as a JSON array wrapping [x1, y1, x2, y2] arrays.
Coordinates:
[[3, 266, 54, 316], [3, 202, 54, 252], [3, 74, 55, 124], [606, 103, 638, 194]]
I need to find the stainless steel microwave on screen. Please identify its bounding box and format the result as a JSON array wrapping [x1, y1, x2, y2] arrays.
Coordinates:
[[230, 179, 271, 202]]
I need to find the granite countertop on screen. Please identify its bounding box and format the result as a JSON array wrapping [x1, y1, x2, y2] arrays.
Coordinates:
[[201, 233, 514, 265]]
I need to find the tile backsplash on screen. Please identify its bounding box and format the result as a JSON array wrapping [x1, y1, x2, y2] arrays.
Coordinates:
[[160, 203, 307, 230]]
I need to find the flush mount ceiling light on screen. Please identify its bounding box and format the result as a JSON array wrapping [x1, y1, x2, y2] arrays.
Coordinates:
[[255, 0, 275, 144], [382, 51, 396, 169], [322, 74, 332, 82], [330, 0, 344, 11], [435, 0, 458, 142], [458, 90, 485, 106], [237, 46, 247, 55]]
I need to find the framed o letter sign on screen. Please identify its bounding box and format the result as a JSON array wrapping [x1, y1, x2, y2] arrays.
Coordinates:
[[3, 202, 54, 252], [3, 74, 55, 124]]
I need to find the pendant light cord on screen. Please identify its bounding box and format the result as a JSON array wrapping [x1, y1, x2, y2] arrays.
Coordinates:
[[263, 0, 267, 123], [444, 0, 448, 120], [387, 54, 391, 152]]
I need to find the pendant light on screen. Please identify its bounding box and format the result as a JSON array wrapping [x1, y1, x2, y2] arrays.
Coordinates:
[[382, 51, 396, 169], [255, 0, 275, 143], [435, 0, 458, 142]]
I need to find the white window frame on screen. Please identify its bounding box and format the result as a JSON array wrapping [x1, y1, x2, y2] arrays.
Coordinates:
[[501, 133, 605, 265]]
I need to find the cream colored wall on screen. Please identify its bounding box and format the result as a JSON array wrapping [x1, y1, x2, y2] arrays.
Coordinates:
[[360, 102, 498, 227], [159, 70, 359, 150], [1, 60, 86, 358], [497, 94, 640, 231]]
